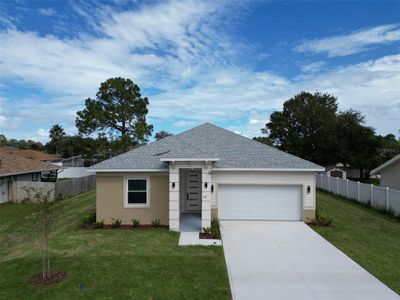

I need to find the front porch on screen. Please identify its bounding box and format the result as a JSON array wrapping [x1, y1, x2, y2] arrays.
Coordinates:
[[165, 159, 216, 232]]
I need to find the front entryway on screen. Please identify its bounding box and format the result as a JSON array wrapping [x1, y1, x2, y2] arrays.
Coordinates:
[[179, 213, 201, 232], [185, 169, 201, 211]]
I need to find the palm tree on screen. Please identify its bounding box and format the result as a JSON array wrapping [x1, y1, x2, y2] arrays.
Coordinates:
[[49, 124, 65, 154]]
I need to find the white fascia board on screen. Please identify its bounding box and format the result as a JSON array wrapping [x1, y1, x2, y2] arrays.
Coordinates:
[[159, 158, 219, 162], [370, 154, 400, 175], [87, 169, 168, 173], [212, 168, 325, 172]]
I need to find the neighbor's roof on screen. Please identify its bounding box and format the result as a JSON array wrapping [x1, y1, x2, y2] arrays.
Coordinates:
[[370, 154, 400, 175], [90, 123, 323, 171], [0, 149, 61, 177], [0, 147, 62, 161]]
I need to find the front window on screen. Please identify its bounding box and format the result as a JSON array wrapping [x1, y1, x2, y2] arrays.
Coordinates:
[[126, 178, 148, 207]]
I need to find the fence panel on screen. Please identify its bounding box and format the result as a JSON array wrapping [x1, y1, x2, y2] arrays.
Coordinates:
[[348, 181, 358, 201], [10, 175, 96, 202], [372, 186, 386, 210], [359, 183, 372, 205], [317, 174, 400, 217], [388, 189, 400, 217]]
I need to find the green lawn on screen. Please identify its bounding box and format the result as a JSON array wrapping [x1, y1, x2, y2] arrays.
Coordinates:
[[312, 190, 400, 294], [0, 191, 231, 300]]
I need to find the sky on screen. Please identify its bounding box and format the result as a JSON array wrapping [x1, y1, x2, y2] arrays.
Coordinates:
[[0, 0, 399, 143]]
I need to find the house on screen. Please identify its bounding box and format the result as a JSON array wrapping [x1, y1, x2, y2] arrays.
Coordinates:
[[370, 154, 400, 190], [325, 163, 361, 179], [0, 149, 61, 203], [89, 123, 324, 231]]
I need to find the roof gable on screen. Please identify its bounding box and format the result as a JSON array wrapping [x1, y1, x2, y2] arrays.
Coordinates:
[[90, 123, 323, 171], [370, 154, 400, 175]]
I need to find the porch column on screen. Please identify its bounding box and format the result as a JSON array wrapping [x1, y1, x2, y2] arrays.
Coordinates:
[[201, 163, 212, 228], [169, 164, 180, 231]]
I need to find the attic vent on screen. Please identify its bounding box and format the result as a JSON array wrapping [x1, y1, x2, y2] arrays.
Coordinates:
[[153, 150, 170, 157]]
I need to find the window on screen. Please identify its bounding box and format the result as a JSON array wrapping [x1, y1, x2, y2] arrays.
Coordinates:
[[32, 173, 39, 182], [126, 178, 149, 207]]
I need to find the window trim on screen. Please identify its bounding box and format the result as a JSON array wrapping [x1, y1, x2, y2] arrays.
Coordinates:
[[124, 177, 150, 208]]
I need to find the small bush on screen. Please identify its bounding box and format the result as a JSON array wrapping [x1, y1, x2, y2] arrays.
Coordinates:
[[95, 220, 104, 228], [202, 227, 212, 235], [83, 212, 96, 225], [132, 219, 141, 228], [151, 219, 161, 228], [211, 219, 221, 239], [111, 218, 122, 228], [310, 209, 332, 226]]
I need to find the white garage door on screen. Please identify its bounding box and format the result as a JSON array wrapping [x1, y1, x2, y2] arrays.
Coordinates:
[[218, 185, 302, 221]]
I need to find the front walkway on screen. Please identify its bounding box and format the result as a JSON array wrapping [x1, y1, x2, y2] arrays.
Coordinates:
[[221, 221, 399, 300]]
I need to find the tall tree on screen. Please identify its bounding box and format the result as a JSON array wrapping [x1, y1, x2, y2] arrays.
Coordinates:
[[265, 91, 338, 165], [155, 130, 172, 141], [76, 77, 153, 151], [49, 124, 65, 154], [335, 110, 378, 178]]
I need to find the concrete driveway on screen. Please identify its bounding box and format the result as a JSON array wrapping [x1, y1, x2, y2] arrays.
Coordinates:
[[221, 221, 399, 300]]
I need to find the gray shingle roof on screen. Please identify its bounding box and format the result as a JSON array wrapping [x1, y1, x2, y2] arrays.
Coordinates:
[[90, 123, 323, 171]]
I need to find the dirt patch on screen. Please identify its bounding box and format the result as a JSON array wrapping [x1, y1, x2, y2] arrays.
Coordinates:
[[29, 272, 66, 286], [81, 224, 169, 230], [199, 233, 220, 240]]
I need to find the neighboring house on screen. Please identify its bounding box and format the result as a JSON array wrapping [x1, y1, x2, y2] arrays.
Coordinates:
[[325, 163, 361, 180], [62, 155, 85, 167], [0, 149, 61, 203], [370, 154, 400, 190], [89, 123, 324, 231], [0, 147, 62, 164]]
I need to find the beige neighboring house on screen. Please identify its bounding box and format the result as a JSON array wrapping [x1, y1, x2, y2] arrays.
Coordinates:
[[370, 154, 400, 190], [0, 149, 61, 203], [89, 123, 324, 231]]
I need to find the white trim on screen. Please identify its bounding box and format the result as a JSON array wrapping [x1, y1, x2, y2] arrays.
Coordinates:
[[123, 176, 150, 208], [212, 168, 324, 172], [370, 154, 400, 175], [160, 158, 219, 162], [88, 169, 167, 173]]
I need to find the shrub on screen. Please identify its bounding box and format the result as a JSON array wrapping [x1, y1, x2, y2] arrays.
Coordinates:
[[202, 227, 212, 235], [310, 209, 332, 226], [83, 212, 96, 225], [151, 219, 161, 228], [211, 219, 221, 239], [132, 219, 141, 228], [95, 220, 104, 228], [111, 218, 122, 228]]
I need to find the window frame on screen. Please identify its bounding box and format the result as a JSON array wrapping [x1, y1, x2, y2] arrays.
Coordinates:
[[124, 177, 150, 208], [32, 173, 39, 182]]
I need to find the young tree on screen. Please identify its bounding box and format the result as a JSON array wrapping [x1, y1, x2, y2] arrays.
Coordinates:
[[49, 124, 66, 154], [76, 77, 153, 151], [25, 187, 61, 283], [264, 91, 338, 165], [154, 130, 172, 140]]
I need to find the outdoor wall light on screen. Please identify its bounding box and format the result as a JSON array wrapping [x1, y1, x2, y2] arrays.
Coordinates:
[[172, 182, 175, 188], [204, 182, 208, 189], [211, 184, 214, 193], [307, 185, 311, 194]]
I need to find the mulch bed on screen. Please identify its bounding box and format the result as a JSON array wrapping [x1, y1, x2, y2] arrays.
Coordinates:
[[199, 233, 220, 240], [308, 220, 331, 227], [29, 272, 66, 286], [81, 224, 169, 230]]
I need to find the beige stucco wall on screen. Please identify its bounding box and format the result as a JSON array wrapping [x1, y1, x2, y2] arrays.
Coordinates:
[[96, 172, 169, 225], [380, 161, 400, 190], [211, 171, 316, 222]]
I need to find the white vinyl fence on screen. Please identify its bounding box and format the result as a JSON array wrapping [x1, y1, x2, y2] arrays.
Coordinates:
[[9, 175, 96, 203], [316, 174, 400, 217]]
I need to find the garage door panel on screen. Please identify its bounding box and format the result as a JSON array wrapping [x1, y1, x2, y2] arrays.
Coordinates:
[[218, 185, 302, 221]]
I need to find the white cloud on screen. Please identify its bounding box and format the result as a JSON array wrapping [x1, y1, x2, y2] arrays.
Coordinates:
[[0, 2, 399, 140], [37, 128, 48, 137], [38, 8, 57, 17], [295, 24, 400, 57]]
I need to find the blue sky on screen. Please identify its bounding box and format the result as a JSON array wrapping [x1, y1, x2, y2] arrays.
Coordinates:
[[0, 0, 399, 143]]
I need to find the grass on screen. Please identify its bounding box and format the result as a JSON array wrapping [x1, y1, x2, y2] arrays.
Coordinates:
[[0, 191, 231, 300], [312, 190, 400, 294]]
